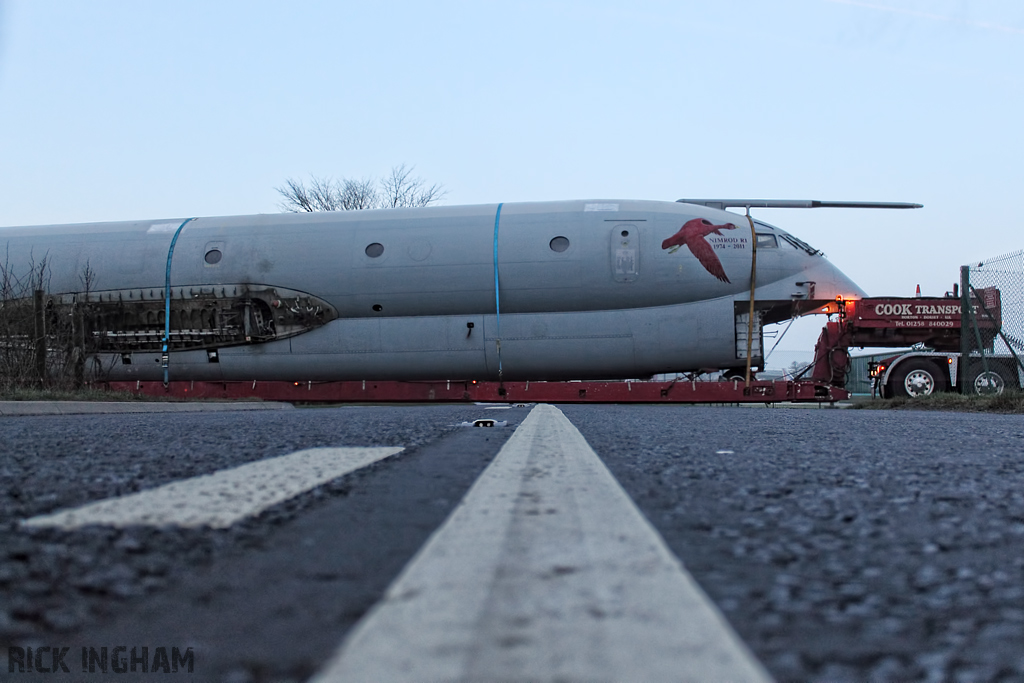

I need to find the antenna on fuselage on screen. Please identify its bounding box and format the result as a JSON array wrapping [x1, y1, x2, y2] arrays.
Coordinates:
[[677, 199, 923, 210]]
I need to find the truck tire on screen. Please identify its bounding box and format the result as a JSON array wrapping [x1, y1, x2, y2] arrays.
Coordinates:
[[966, 366, 1007, 395], [888, 359, 946, 398]]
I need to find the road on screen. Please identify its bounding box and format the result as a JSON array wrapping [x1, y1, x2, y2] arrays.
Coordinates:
[[2, 404, 1024, 682]]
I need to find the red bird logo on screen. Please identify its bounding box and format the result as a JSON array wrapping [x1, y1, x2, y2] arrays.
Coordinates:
[[661, 218, 737, 283]]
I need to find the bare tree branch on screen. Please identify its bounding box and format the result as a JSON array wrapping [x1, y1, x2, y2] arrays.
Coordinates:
[[277, 165, 446, 213], [379, 164, 414, 209], [340, 178, 379, 210], [276, 178, 318, 212], [379, 164, 448, 208], [79, 259, 97, 293], [308, 176, 342, 211]]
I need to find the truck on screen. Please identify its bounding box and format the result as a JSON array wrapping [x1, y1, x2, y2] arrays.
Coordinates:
[[804, 284, 1024, 399]]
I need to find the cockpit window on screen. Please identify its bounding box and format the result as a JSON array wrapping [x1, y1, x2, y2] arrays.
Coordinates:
[[779, 233, 821, 256], [752, 218, 821, 256], [756, 233, 778, 248]]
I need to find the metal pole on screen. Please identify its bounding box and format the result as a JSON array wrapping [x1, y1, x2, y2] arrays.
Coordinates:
[[73, 299, 85, 389], [959, 266, 969, 392], [961, 266, 989, 393], [744, 209, 757, 386], [33, 289, 46, 386]]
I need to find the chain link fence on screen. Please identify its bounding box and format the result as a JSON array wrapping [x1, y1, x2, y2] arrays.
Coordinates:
[[961, 249, 1024, 394]]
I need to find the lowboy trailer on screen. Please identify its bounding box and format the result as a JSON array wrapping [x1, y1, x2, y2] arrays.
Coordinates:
[[98, 289, 1020, 404], [100, 377, 851, 404]]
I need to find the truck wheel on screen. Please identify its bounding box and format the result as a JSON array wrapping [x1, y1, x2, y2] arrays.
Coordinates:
[[969, 368, 1006, 395], [889, 359, 946, 398]]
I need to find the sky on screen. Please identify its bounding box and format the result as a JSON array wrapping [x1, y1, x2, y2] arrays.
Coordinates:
[[0, 0, 1021, 364]]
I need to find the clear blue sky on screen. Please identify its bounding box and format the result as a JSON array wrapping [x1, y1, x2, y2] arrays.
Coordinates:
[[1, 0, 1021, 357]]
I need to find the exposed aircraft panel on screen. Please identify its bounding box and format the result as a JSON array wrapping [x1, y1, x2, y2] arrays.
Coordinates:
[[612, 226, 641, 283]]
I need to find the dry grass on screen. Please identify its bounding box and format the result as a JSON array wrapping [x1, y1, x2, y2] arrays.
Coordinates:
[[0, 386, 173, 402], [853, 391, 1024, 414]]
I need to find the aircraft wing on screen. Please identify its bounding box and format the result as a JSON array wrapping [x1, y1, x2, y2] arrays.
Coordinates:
[[677, 199, 922, 210]]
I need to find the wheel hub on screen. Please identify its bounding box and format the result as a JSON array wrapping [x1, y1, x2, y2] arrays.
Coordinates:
[[973, 371, 1005, 395], [904, 370, 935, 397]]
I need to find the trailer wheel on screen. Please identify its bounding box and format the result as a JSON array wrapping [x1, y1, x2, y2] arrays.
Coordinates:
[[969, 369, 1006, 395], [889, 359, 946, 398]]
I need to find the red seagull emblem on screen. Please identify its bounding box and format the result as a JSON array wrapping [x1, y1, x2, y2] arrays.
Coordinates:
[[661, 218, 737, 283]]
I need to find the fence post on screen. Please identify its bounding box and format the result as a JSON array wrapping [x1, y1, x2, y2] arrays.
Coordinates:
[[962, 265, 993, 394], [960, 266, 970, 392], [72, 299, 85, 389], [33, 289, 46, 386]]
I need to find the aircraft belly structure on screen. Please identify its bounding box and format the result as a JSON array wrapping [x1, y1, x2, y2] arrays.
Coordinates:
[[0, 199, 865, 382]]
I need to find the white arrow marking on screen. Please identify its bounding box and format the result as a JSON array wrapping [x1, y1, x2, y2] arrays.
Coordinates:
[[22, 447, 403, 529]]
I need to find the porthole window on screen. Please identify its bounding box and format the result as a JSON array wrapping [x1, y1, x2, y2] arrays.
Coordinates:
[[621, 230, 629, 237], [365, 243, 384, 258], [372, 304, 383, 312], [204, 249, 222, 264], [549, 236, 570, 253]]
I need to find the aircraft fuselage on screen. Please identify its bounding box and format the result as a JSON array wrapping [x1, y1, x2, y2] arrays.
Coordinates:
[[0, 200, 864, 381]]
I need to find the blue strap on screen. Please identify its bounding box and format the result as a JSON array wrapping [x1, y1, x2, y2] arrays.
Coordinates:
[[493, 203, 503, 381], [163, 217, 196, 386]]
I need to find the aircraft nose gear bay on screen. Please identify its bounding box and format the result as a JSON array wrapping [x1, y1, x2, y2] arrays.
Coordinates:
[[3, 404, 1024, 681]]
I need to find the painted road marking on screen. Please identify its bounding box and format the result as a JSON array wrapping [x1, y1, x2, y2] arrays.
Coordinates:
[[22, 447, 404, 529], [312, 404, 772, 683]]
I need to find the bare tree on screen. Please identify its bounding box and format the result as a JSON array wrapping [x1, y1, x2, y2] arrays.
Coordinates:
[[338, 177, 379, 210], [277, 165, 445, 213], [277, 177, 344, 212], [785, 360, 810, 379], [379, 164, 447, 209]]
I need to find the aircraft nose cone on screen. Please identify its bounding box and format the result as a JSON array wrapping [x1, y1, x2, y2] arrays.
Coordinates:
[[800, 257, 867, 300]]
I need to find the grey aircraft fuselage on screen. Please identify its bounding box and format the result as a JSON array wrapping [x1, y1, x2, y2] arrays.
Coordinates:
[[0, 199, 864, 382]]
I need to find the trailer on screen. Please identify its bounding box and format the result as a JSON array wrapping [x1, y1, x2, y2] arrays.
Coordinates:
[[97, 286, 1021, 404], [100, 288, 1019, 404], [97, 270, 1023, 404], [100, 376, 851, 404]]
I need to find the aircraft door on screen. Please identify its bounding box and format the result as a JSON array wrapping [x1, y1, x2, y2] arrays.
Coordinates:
[[611, 224, 639, 282], [753, 229, 785, 287]]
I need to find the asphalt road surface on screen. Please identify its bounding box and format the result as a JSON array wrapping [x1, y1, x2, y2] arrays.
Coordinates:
[[2, 403, 1024, 682]]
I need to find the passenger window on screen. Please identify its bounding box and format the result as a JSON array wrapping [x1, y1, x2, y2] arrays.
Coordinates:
[[756, 233, 778, 248], [204, 241, 225, 266]]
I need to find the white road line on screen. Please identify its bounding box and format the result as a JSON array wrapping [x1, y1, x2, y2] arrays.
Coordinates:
[[22, 447, 403, 529], [312, 404, 772, 683]]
